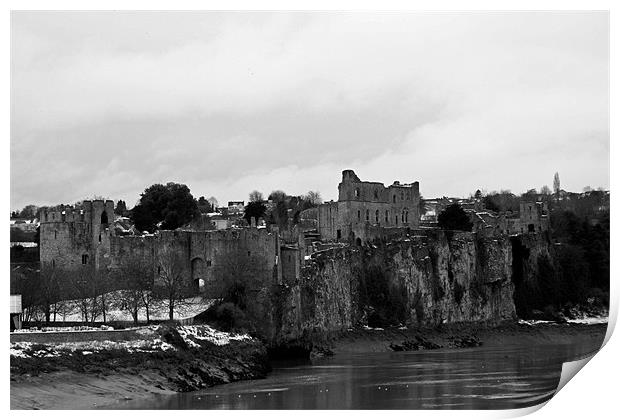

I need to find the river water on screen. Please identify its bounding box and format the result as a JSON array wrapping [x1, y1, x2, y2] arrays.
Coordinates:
[[115, 341, 599, 410]]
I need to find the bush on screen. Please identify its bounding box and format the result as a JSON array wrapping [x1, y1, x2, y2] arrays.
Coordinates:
[[586, 287, 609, 307], [202, 302, 249, 332]]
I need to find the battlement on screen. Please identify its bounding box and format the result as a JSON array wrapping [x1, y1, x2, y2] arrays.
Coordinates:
[[40, 200, 115, 224]]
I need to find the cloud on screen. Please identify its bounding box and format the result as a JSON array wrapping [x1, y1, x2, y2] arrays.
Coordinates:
[[10, 11, 609, 209]]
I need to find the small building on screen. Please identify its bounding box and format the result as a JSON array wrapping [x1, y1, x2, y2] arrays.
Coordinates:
[[10, 294, 22, 331], [227, 201, 245, 215]]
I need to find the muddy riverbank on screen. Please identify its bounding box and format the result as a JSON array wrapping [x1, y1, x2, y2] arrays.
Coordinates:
[[10, 321, 608, 409], [10, 325, 270, 409]]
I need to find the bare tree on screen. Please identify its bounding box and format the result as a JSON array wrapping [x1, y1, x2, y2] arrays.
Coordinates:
[[268, 190, 287, 203], [207, 196, 219, 210], [115, 255, 154, 325], [213, 249, 269, 311], [540, 185, 552, 195], [155, 247, 189, 321], [249, 190, 264, 203], [141, 287, 156, 324], [69, 266, 102, 324], [303, 191, 322, 206], [38, 263, 64, 324], [94, 269, 118, 323]]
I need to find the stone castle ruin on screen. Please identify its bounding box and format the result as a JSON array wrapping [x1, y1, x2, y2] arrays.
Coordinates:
[[317, 170, 421, 243], [39, 200, 292, 296], [37, 170, 548, 300]]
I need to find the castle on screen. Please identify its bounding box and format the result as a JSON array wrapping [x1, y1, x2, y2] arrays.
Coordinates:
[[317, 169, 421, 243], [39, 200, 295, 295], [37, 169, 549, 297]]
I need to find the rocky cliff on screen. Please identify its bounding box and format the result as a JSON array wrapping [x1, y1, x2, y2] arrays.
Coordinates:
[[269, 231, 552, 349]]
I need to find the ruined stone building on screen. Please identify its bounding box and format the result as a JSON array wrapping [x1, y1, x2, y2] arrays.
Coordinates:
[[39, 200, 116, 271], [37, 170, 548, 302], [506, 201, 549, 234], [38, 200, 296, 296], [317, 170, 421, 243]]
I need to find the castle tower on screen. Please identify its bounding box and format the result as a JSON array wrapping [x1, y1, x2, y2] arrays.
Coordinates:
[[39, 199, 115, 271]]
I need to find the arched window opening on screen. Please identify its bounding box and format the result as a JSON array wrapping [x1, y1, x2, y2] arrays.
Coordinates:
[[395, 215, 399, 225], [355, 188, 360, 198], [374, 190, 378, 199], [357, 210, 361, 221], [191, 258, 206, 292], [193, 278, 205, 294], [101, 211, 108, 225], [385, 210, 389, 223], [375, 210, 379, 223], [393, 195, 396, 203], [365, 209, 369, 221]]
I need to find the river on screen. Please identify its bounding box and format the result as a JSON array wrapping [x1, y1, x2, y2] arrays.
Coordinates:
[[111, 339, 599, 410]]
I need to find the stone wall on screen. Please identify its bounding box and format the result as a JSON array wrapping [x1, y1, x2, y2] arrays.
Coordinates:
[[40, 202, 286, 297], [110, 228, 283, 295], [39, 200, 115, 270]]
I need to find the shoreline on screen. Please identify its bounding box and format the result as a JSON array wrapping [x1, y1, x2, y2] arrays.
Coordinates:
[[10, 321, 609, 410], [10, 325, 270, 410], [331, 321, 608, 354]]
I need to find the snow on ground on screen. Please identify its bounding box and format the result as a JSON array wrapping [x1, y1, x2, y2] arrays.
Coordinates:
[[518, 316, 608, 326], [26, 293, 215, 324], [517, 319, 556, 326], [566, 316, 608, 325], [362, 325, 384, 331], [10, 323, 253, 359], [11, 335, 176, 358], [177, 325, 251, 347]]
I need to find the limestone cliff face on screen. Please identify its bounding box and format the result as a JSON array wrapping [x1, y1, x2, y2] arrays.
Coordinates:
[[510, 232, 555, 318], [269, 231, 523, 347], [384, 232, 516, 327]]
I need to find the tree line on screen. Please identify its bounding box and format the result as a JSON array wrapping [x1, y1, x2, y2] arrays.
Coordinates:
[[10, 248, 198, 326]]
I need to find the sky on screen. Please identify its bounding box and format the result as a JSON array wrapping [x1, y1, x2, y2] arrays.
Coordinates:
[[10, 11, 609, 211]]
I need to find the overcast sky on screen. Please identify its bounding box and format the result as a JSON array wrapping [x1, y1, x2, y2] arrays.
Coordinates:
[[10, 11, 609, 210]]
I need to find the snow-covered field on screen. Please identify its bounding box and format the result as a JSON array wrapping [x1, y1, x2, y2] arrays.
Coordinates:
[[24, 292, 214, 324]]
